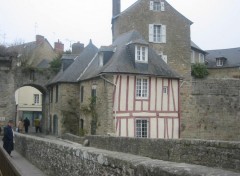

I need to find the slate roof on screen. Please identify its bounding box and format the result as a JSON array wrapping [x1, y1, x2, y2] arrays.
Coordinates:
[[80, 30, 180, 81], [191, 41, 207, 54], [47, 40, 98, 85], [205, 47, 240, 68]]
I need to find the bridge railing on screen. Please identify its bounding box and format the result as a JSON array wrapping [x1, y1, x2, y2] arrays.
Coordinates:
[[0, 141, 22, 176]]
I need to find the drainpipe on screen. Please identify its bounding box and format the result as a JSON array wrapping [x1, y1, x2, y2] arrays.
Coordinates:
[[99, 75, 117, 134]]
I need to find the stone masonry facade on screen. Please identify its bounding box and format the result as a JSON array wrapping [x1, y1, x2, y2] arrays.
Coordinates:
[[79, 75, 115, 136], [181, 79, 240, 141]]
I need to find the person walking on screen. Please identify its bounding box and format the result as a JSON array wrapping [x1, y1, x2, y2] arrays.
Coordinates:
[[17, 119, 24, 133], [34, 117, 40, 133], [23, 117, 30, 133], [2, 120, 14, 156]]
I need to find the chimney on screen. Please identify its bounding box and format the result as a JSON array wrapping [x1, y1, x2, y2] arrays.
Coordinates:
[[36, 35, 45, 45], [112, 0, 121, 17], [54, 39, 64, 54], [72, 42, 84, 55]]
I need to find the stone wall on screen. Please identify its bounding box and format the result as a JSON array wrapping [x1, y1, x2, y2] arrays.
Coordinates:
[[62, 134, 240, 172], [79, 75, 115, 136], [14, 133, 240, 175], [181, 79, 240, 141]]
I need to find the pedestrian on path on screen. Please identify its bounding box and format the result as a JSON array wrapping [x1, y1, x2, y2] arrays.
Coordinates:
[[2, 119, 14, 156], [23, 117, 30, 133], [17, 119, 24, 133], [34, 117, 40, 133]]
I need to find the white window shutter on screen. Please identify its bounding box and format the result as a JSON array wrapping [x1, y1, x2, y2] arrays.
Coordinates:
[[149, 1, 154, 10], [161, 2, 165, 11], [149, 24, 154, 42], [162, 55, 168, 63], [161, 25, 166, 43]]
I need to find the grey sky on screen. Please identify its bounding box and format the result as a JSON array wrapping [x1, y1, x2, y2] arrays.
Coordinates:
[[0, 0, 239, 50]]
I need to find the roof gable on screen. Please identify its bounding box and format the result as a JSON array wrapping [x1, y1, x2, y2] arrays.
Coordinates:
[[80, 30, 180, 80]]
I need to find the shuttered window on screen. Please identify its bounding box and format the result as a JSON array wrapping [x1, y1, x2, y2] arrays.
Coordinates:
[[149, 24, 166, 43], [150, 1, 165, 11]]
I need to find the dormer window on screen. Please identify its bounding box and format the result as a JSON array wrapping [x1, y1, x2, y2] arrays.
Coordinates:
[[216, 58, 224, 67], [135, 45, 148, 63]]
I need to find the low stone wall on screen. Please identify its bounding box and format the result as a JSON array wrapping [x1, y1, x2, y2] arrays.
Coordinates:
[[62, 134, 240, 172], [14, 133, 240, 176]]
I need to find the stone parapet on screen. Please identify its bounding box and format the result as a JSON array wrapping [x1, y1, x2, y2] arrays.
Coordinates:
[[14, 134, 239, 176]]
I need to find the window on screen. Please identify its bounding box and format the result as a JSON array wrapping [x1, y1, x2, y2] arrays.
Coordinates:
[[216, 58, 224, 66], [80, 86, 84, 103], [136, 119, 148, 138], [136, 78, 148, 98], [149, 24, 166, 43], [150, 1, 165, 11], [55, 85, 58, 102], [50, 87, 53, 103], [135, 45, 148, 63], [163, 86, 168, 94], [191, 50, 195, 63], [199, 53, 205, 63], [34, 94, 39, 104]]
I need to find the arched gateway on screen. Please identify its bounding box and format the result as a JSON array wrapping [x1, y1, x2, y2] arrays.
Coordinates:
[[0, 57, 56, 134]]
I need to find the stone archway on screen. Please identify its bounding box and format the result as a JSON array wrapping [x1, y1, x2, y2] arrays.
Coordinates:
[[0, 61, 55, 132], [15, 83, 49, 133]]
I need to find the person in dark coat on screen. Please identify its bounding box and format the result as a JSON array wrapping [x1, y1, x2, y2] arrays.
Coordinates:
[[3, 120, 14, 156], [23, 117, 30, 133]]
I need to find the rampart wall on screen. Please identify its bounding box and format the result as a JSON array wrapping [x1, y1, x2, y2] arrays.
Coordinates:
[[14, 133, 240, 175]]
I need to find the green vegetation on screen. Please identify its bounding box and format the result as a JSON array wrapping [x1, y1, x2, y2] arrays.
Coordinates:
[[49, 54, 62, 73], [191, 63, 209, 78]]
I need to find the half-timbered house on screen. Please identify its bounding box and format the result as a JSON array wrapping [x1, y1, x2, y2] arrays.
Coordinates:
[[79, 30, 180, 138]]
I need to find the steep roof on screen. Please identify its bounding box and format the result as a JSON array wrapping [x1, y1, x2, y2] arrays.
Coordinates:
[[80, 30, 180, 80], [112, 0, 192, 24], [47, 40, 98, 85], [191, 41, 207, 54], [205, 47, 240, 68]]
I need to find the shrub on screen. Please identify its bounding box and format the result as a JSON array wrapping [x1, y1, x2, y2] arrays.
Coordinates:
[[191, 63, 209, 78]]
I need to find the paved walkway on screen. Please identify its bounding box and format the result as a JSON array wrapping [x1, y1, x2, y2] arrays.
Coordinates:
[[0, 139, 46, 176]]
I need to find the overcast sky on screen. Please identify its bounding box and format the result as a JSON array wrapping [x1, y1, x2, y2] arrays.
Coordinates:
[[0, 0, 239, 50]]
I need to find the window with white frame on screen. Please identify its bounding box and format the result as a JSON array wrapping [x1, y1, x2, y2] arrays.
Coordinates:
[[34, 94, 39, 104], [136, 78, 149, 98], [163, 86, 168, 94], [149, 24, 166, 43], [191, 50, 195, 63], [216, 58, 224, 66], [136, 119, 148, 138], [135, 45, 148, 63], [150, 1, 165, 11], [199, 53, 205, 63]]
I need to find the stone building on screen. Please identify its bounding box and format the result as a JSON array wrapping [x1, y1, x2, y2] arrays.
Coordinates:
[[47, 40, 98, 135], [191, 41, 207, 64], [205, 47, 240, 79], [112, 0, 193, 138], [8, 35, 62, 68], [79, 30, 180, 138]]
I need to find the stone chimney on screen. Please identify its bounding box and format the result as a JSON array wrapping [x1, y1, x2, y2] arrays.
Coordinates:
[[72, 42, 84, 55], [112, 0, 121, 17], [54, 39, 64, 54], [36, 35, 45, 45]]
